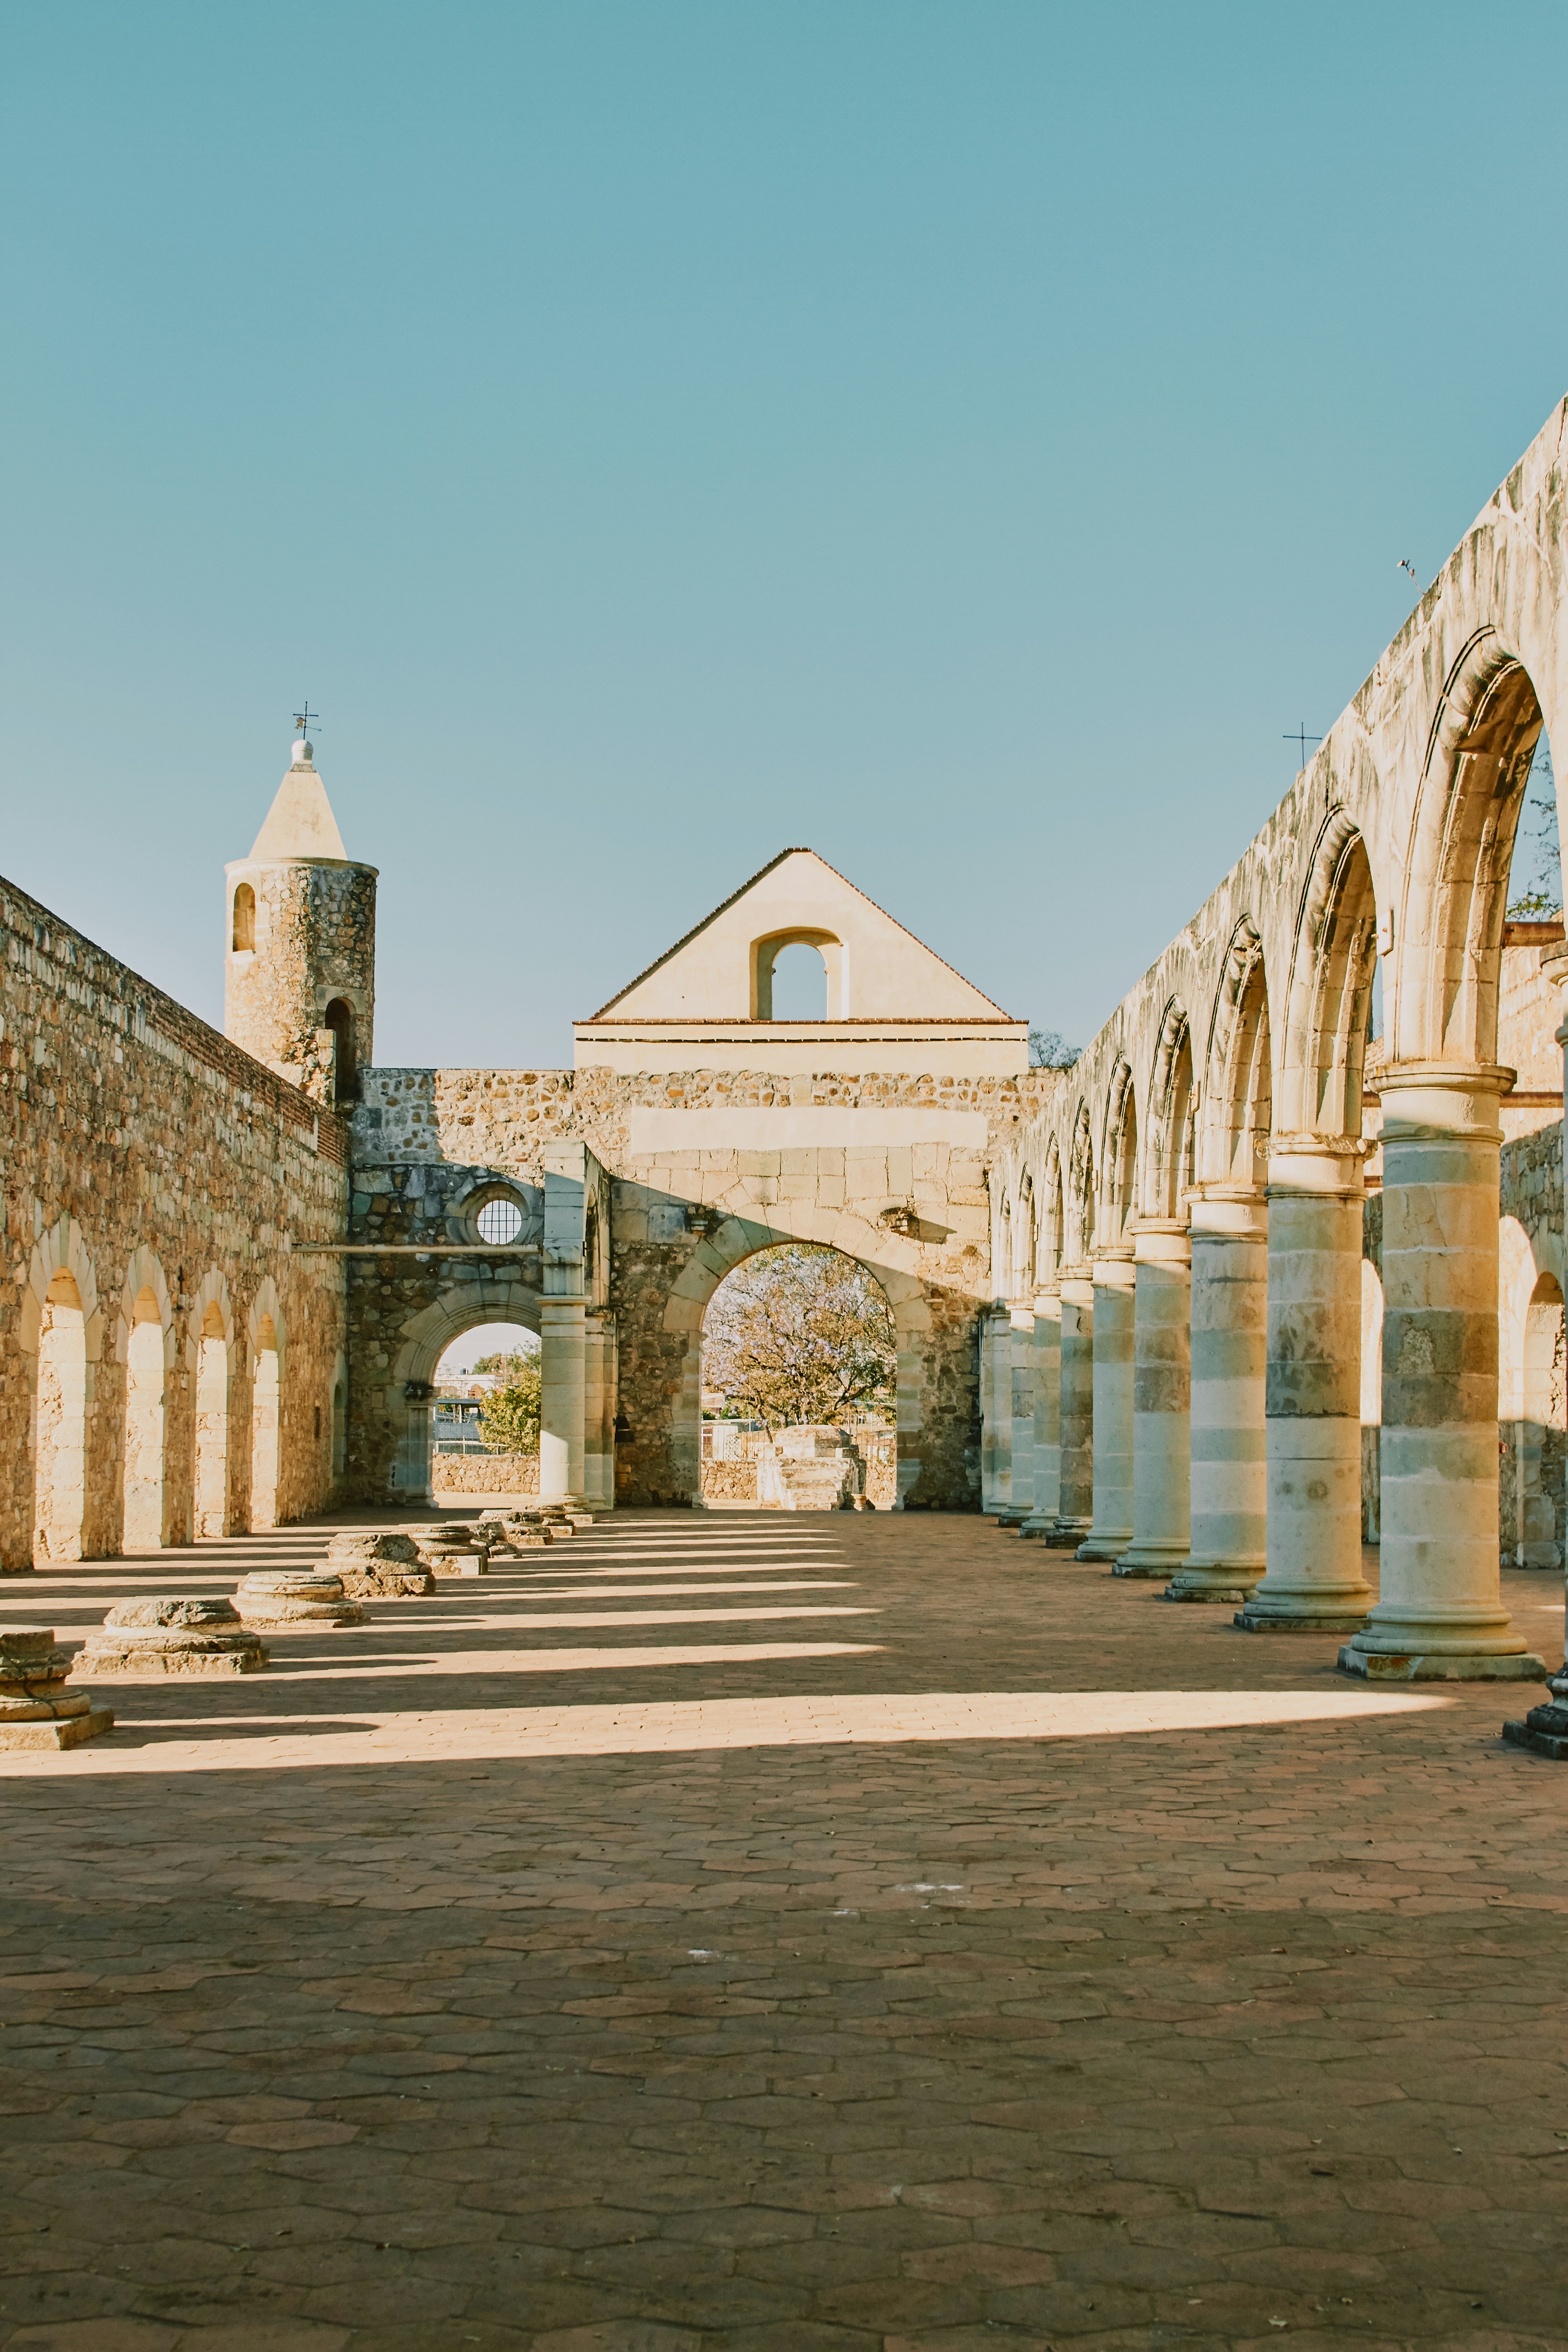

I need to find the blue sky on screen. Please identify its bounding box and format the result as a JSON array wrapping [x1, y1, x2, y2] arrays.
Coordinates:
[[5, 2, 1568, 1064]]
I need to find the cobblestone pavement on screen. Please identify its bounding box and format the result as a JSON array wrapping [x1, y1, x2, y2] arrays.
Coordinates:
[[1, 1510, 1566, 2352]]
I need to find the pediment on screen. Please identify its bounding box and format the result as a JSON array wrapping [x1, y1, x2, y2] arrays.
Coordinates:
[[591, 848, 1011, 1022]]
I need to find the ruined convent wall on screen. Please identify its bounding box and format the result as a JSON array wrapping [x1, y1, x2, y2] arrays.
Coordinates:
[[0, 874, 349, 1569], [347, 1063, 1054, 1509]]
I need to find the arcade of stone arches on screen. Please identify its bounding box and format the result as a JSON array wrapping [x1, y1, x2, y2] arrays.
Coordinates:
[[983, 400, 1568, 1680]]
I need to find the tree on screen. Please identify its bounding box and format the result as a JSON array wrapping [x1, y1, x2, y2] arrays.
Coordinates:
[[703, 1245, 897, 1430], [1507, 741, 1563, 920], [479, 1360, 542, 1454], [473, 1348, 537, 1381], [1029, 1027, 1082, 1069]]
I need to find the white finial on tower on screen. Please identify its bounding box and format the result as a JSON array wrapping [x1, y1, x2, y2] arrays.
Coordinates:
[[292, 700, 319, 767]]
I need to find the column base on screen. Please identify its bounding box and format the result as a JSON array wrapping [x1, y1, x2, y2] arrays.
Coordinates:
[[1163, 1558, 1264, 1604], [1339, 1642, 1547, 1683], [1112, 1540, 1190, 1580], [1503, 1678, 1568, 1755], [993, 1509, 1031, 1529], [0, 1707, 114, 1750], [1016, 1513, 1061, 1540], [1233, 1586, 1372, 1633], [1075, 1528, 1132, 1562]]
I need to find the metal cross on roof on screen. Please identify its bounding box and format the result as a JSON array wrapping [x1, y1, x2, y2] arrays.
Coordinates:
[[1284, 721, 1321, 770], [293, 701, 320, 738]]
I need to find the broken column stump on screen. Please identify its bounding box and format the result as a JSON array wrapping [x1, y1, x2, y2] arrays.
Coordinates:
[[0, 1628, 114, 1746], [1504, 1669, 1568, 1759], [234, 1570, 365, 1628], [78, 1597, 268, 1677], [323, 1532, 436, 1598]]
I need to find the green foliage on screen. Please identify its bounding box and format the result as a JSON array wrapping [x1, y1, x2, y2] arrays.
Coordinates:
[[1029, 1027, 1082, 1069], [703, 1244, 896, 1430], [479, 1360, 542, 1455]]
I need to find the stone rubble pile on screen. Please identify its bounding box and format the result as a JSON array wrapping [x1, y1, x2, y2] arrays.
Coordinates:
[[235, 1570, 365, 1628], [78, 1597, 269, 1677], [322, 1531, 435, 1598], [0, 1628, 114, 1748]]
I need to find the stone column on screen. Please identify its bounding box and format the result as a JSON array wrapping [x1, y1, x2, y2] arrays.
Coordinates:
[[1077, 1247, 1135, 1560], [981, 1311, 1014, 1517], [1019, 1283, 1062, 1538], [583, 1313, 617, 1512], [999, 1308, 1036, 1525], [1506, 957, 1568, 1749], [539, 1296, 588, 1508], [1054, 1268, 1094, 1543], [1165, 1189, 1268, 1602], [1114, 1221, 1192, 1578], [1342, 1064, 1544, 1680], [1235, 1138, 1372, 1632]]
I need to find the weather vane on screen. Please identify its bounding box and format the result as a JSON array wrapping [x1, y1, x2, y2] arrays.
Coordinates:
[[1284, 722, 1322, 771], [293, 701, 320, 739]]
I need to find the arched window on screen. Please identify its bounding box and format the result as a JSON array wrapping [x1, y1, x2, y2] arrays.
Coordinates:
[[324, 999, 357, 1100], [231, 883, 256, 953]]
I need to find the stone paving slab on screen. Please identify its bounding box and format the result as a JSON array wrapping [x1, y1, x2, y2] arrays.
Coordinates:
[[0, 1512, 1564, 2350]]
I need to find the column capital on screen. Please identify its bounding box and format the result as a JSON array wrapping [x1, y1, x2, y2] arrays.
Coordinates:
[[1266, 1133, 1367, 1200], [1187, 1184, 1268, 1240], [1129, 1218, 1191, 1267], [1375, 1059, 1510, 1143], [1030, 1281, 1063, 1310]]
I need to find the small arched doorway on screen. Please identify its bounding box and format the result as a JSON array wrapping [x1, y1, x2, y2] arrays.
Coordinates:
[[193, 1301, 232, 1539], [250, 1314, 281, 1530], [123, 1286, 167, 1551], [699, 1242, 897, 1509], [34, 1269, 88, 1562]]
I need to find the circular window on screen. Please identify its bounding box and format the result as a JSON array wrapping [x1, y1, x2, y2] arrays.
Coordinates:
[[476, 1197, 524, 1246]]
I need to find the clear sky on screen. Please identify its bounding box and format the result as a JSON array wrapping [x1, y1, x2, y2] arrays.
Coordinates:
[[5, 2, 1568, 1066]]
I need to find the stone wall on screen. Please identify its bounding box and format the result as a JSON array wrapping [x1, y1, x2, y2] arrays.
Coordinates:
[[345, 1064, 1054, 1511], [0, 874, 349, 1568], [431, 1452, 539, 1494]]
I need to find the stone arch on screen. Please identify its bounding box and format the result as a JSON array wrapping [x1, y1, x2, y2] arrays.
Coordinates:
[[1145, 998, 1195, 1216], [1100, 1061, 1137, 1243], [1202, 916, 1272, 1189], [1040, 1139, 1064, 1281], [386, 1275, 544, 1503], [1392, 633, 1544, 1067], [116, 1246, 175, 1553], [995, 1191, 1014, 1303], [186, 1270, 235, 1541], [246, 1277, 285, 1532], [1067, 1102, 1096, 1265], [660, 1211, 930, 1506], [1278, 808, 1380, 1138], [1016, 1172, 1035, 1300], [19, 1218, 103, 1564]]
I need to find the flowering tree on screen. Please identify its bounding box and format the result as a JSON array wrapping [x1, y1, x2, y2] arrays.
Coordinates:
[[703, 1245, 896, 1429]]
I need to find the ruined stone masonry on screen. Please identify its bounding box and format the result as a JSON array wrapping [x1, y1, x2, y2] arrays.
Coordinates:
[[10, 403, 1568, 1699]]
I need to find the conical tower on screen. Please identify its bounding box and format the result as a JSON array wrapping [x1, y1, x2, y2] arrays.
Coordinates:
[[224, 733, 378, 1104]]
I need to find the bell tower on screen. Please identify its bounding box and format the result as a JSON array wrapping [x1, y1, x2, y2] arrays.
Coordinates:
[[224, 730, 378, 1105]]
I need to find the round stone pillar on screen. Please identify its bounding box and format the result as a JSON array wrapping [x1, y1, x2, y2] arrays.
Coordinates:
[[1054, 1267, 1095, 1542], [1019, 1284, 1062, 1538], [1114, 1221, 1191, 1578], [1077, 1247, 1135, 1561], [1166, 1189, 1267, 1603], [1235, 1138, 1372, 1631], [1342, 1064, 1544, 1681]]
